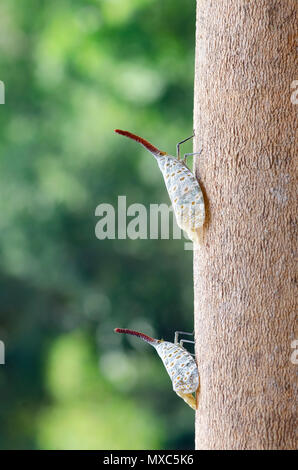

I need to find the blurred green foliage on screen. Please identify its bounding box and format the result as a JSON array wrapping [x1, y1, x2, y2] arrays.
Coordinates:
[[0, 0, 196, 449]]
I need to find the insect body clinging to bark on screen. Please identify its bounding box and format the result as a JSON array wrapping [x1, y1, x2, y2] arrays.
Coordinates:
[[114, 328, 199, 410], [114, 130, 205, 244]]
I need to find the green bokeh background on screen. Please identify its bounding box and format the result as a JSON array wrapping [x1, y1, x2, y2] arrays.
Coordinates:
[[0, 0, 197, 449]]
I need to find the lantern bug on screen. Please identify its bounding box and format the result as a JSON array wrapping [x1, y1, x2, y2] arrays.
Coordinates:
[[114, 130, 205, 244], [114, 328, 199, 410]]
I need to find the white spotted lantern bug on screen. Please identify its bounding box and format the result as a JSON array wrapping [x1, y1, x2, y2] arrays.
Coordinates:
[[114, 328, 199, 410], [115, 130, 205, 244]]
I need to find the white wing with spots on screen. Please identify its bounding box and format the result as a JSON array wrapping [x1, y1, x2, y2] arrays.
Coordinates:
[[157, 156, 205, 242], [114, 130, 205, 243], [155, 341, 199, 394]]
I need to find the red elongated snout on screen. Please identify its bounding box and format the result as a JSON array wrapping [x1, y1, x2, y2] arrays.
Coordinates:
[[114, 328, 156, 344], [114, 129, 166, 157]]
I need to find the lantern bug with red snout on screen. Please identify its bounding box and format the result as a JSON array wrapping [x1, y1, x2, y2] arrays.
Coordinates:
[[114, 328, 199, 410], [114, 130, 205, 244]]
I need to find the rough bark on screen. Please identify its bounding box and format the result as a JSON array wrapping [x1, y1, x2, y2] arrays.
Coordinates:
[[193, 0, 297, 450]]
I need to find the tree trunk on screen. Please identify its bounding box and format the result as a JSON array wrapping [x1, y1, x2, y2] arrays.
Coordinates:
[[193, 0, 297, 450]]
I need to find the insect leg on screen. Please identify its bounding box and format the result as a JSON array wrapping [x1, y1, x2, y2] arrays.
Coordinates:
[[183, 151, 202, 164], [174, 331, 194, 343], [176, 134, 194, 159], [174, 330, 194, 344], [180, 339, 195, 356], [174, 331, 195, 355]]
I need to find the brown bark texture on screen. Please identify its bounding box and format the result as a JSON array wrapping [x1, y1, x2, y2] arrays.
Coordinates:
[[193, 0, 297, 450]]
